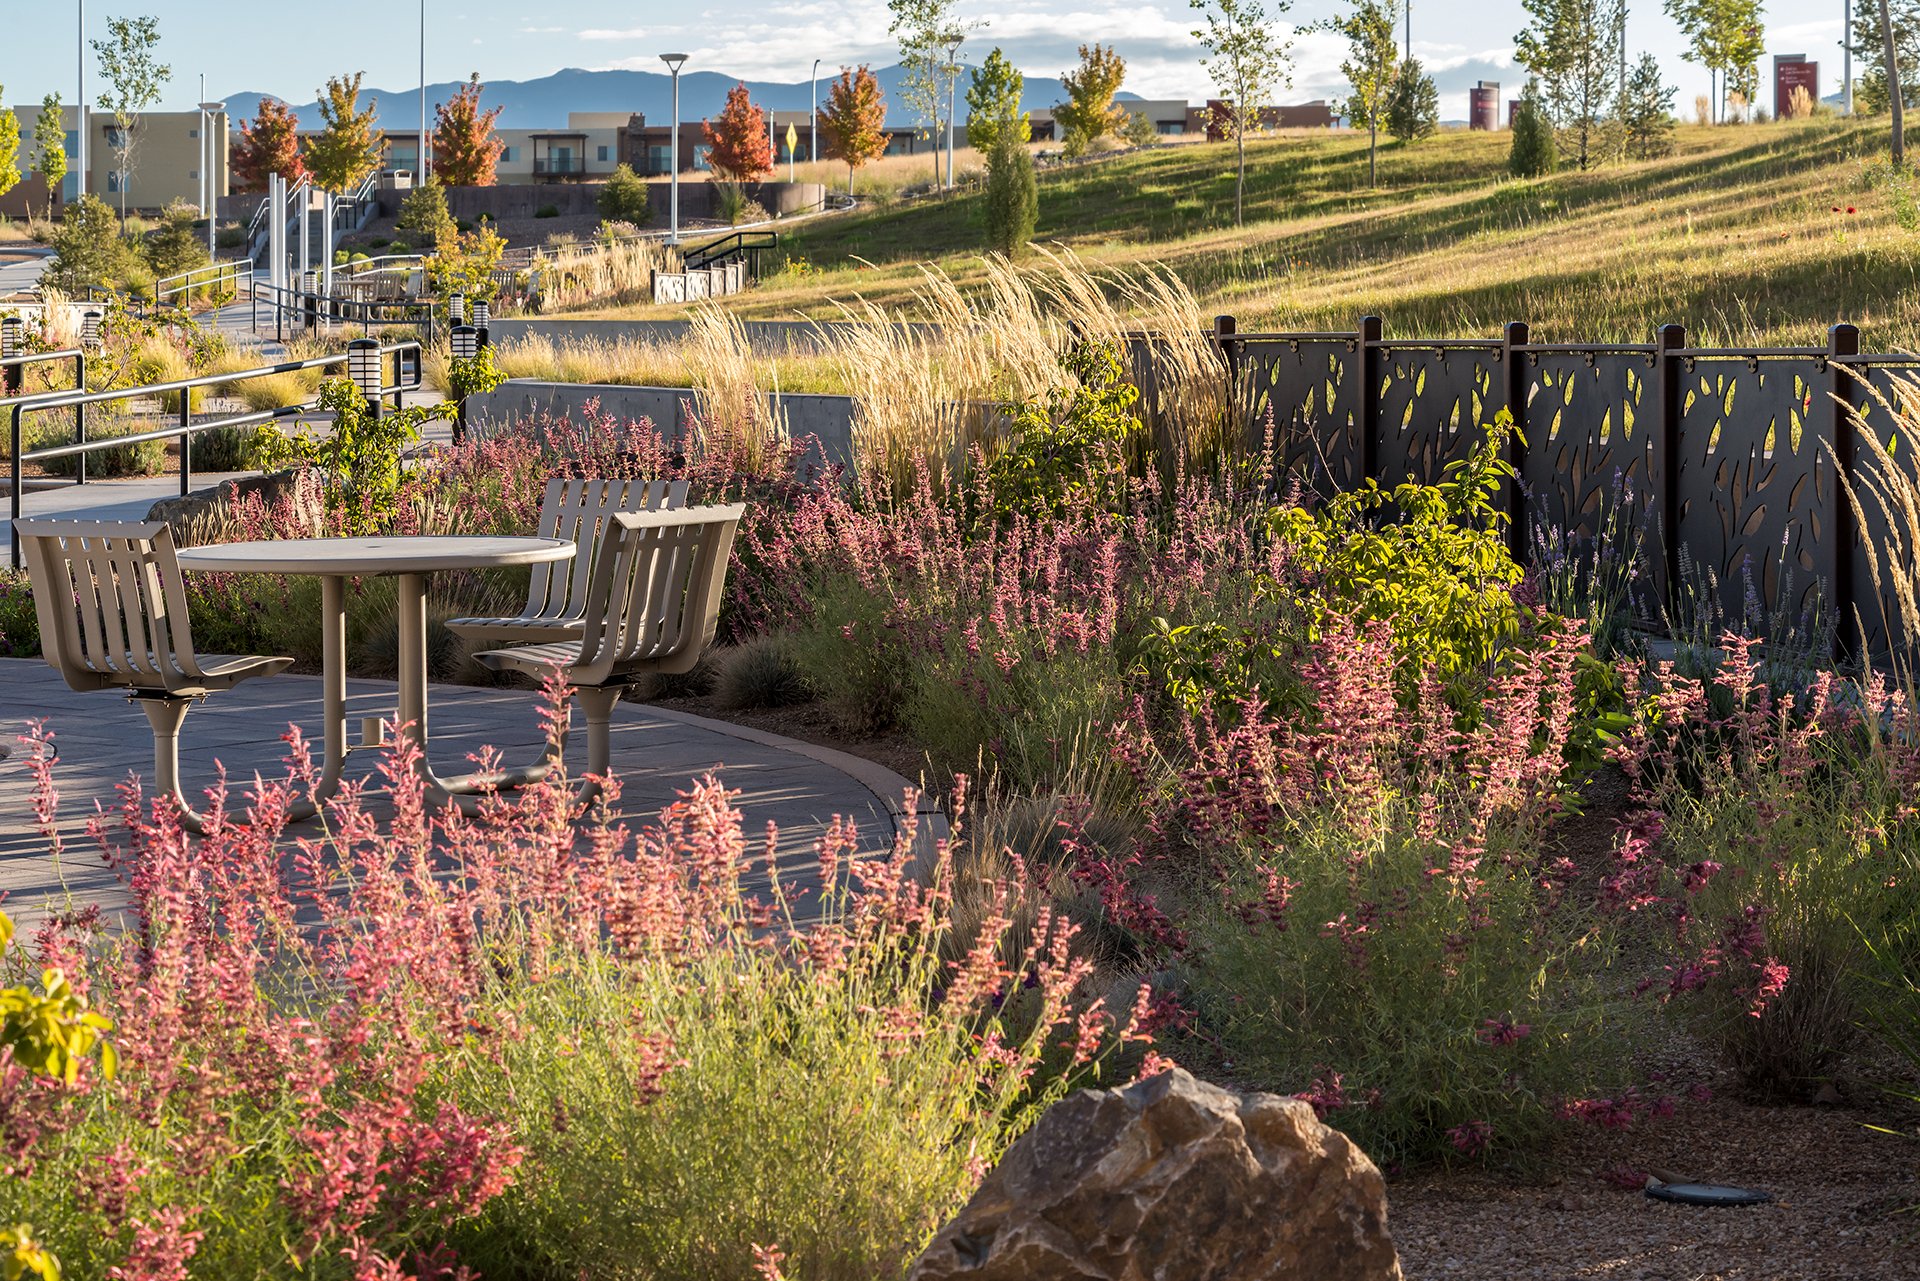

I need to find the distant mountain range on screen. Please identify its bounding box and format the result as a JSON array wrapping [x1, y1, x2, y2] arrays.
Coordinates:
[[222, 65, 1142, 131]]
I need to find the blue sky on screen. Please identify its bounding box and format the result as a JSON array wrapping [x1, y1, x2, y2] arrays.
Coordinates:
[[3, 0, 1851, 117]]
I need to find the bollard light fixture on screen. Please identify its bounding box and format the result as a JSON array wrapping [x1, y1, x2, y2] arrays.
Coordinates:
[[81, 310, 103, 351], [348, 338, 383, 403], [451, 324, 478, 361], [470, 298, 489, 330], [449, 292, 465, 325], [0, 316, 20, 359]]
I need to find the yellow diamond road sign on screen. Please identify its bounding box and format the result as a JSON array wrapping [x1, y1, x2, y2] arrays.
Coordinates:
[[785, 123, 799, 154]]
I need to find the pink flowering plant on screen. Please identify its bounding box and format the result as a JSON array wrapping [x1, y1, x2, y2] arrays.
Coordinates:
[[3, 685, 1143, 1281], [1609, 638, 1920, 1096]]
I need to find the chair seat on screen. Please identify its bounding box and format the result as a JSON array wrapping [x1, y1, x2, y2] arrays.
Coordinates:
[[101, 653, 295, 698], [446, 614, 586, 643], [474, 641, 586, 679]]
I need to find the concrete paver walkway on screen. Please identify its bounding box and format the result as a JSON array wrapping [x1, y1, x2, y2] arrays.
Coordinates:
[[0, 659, 936, 931]]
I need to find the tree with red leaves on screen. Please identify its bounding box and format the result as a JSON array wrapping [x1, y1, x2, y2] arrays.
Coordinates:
[[432, 73, 505, 187], [231, 96, 306, 194], [701, 82, 773, 181], [818, 66, 889, 195]]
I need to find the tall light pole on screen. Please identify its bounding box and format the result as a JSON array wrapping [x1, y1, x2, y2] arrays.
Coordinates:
[[811, 58, 821, 163], [200, 95, 225, 261], [941, 32, 963, 190], [77, 0, 87, 198], [419, 0, 429, 180], [1844, 0, 1854, 114], [660, 53, 688, 245]]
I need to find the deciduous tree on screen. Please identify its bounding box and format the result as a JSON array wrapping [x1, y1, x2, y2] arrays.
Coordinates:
[[818, 66, 889, 195], [888, 0, 969, 153], [32, 94, 67, 219], [1055, 43, 1129, 152], [91, 15, 171, 221], [0, 94, 19, 200], [306, 73, 385, 193], [966, 47, 1030, 154], [1620, 52, 1677, 158], [1191, 0, 1292, 224], [1516, 0, 1623, 169], [1665, 0, 1765, 122], [1324, 0, 1396, 186], [702, 83, 774, 181], [432, 74, 505, 187], [231, 96, 306, 194], [1847, 0, 1920, 114], [1385, 58, 1439, 143]]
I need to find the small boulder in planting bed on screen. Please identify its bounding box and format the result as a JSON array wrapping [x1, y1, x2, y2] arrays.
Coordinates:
[[911, 1066, 1402, 1281]]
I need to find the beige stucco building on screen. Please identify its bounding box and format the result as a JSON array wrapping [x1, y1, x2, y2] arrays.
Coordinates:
[[1, 103, 228, 216]]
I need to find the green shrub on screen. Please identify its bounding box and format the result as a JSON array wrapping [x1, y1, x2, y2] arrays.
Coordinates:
[[187, 423, 271, 473], [985, 342, 1139, 521], [1386, 60, 1440, 143], [597, 166, 653, 225], [1269, 411, 1524, 690], [40, 417, 165, 478], [790, 574, 914, 734], [141, 199, 210, 282], [712, 182, 767, 227], [0, 571, 40, 656], [715, 635, 814, 709], [398, 180, 456, 245], [43, 193, 139, 293], [1509, 80, 1558, 178], [1120, 111, 1159, 149], [533, 203, 560, 219]]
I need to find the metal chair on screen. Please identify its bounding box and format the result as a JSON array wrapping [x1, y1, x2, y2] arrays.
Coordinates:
[[475, 504, 745, 802], [13, 519, 294, 834], [448, 477, 689, 644]]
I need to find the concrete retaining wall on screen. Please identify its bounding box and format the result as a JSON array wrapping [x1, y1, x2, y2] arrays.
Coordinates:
[[486, 317, 948, 354], [391, 181, 829, 224], [465, 379, 858, 472]]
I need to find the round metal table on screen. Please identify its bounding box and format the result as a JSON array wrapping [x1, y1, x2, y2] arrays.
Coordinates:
[[176, 535, 574, 811]]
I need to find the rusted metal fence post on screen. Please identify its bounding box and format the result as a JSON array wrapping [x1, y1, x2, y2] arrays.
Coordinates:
[[1829, 322, 1861, 660], [1357, 316, 1383, 486], [1502, 320, 1530, 561], [1655, 323, 1688, 610]]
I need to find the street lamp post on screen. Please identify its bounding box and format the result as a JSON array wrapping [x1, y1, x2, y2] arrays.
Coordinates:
[[420, 0, 429, 181], [811, 58, 821, 164], [660, 53, 688, 245], [77, 0, 86, 198], [199, 93, 226, 262], [1844, 0, 1854, 114], [941, 33, 964, 190]]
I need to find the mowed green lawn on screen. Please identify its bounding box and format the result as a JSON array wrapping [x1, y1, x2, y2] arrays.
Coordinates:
[[593, 118, 1920, 349]]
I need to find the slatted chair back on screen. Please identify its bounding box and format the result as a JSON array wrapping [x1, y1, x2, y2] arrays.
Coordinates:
[[522, 477, 689, 628], [571, 505, 746, 686], [15, 519, 207, 694]]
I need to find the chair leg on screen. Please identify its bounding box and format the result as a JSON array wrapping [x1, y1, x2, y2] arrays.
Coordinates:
[[573, 685, 623, 808], [137, 696, 212, 836]]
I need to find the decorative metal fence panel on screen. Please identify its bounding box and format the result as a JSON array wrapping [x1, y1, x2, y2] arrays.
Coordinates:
[[1213, 316, 1916, 656], [1374, 342, 1503, 486]]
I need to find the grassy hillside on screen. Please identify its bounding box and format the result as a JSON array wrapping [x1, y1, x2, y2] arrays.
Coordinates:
[[639, 119, 1920, 348]]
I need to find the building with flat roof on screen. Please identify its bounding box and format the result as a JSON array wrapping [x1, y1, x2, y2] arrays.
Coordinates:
[[0, 104, 227, 217]]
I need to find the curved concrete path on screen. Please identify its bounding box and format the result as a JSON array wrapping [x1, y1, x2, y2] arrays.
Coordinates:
[[0, 659, 940, 931]]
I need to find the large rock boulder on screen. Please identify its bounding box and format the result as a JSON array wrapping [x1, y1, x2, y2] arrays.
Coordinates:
[[911, 1067, 1401, 1281]]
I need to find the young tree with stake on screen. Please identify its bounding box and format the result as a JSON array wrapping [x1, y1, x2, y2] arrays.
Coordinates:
[[703, 83, 775, 181], [31, 94, 67, 221], [1323, 0, 1396, 186], [91, 15, 171, 223], [966, 47, 1030, 154], [1191, 0, 1293, 225], [231, 97, 306, 194], [1055, 43, 1130, 155], [306, 73, 386, 193], [433, 74, 506, 188]]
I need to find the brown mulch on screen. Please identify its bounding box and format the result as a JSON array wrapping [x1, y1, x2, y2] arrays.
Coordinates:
[[1390, 1089, 1920, 1280]]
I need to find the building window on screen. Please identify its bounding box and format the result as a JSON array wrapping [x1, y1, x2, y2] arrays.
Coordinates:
[[106, 171, 123, 192], [63, 130, 77, 158], [597, 144, 609, 162], [692, 145, 711, 171], [104, 126, 127, 147], [187, 170, 198, 181], [189, 128, 199, 139], [646, 144, 671, 173], [501, 145, 517, 162]]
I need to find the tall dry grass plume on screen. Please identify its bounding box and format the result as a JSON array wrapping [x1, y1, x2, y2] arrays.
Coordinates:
[[682, 304, 790, 474], [1829, 372, 1920, 677], [533, 236, 684, 313], [815, 248, 1231, 494]]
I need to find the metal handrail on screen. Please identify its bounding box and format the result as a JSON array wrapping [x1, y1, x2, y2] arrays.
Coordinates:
[[9, 341, 424, 568], [154, 258, 255, 309]]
